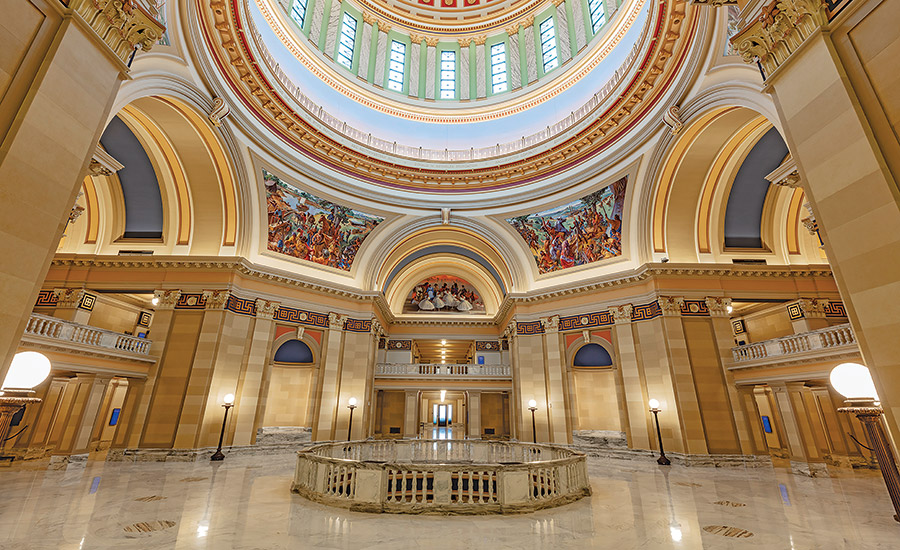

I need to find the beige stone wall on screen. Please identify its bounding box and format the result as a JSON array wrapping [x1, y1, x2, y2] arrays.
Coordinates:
[[262, 366, 313, 427], [572, 370, 621, 431], [374, 390, 405, 435], [480, 392, 510, 437], [88, 297, 141, 334]]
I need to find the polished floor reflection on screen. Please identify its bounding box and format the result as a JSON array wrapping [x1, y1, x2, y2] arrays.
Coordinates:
[[0, 452, 896, 549]]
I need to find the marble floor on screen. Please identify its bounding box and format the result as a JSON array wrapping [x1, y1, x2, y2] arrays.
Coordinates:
[[0, 452, 896, 549]]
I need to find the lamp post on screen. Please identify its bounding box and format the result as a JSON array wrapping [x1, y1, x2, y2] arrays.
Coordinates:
[[528, 399, 538, 443], [831, 362, 900, 522], [649, 399, 670, 465], [210, 393, 235, 461], [0, 352, 51, 462], [347, 397, 357, 441]]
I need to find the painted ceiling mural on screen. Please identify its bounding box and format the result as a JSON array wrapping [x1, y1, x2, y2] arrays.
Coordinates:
[[405, 276, 486, 315], [264, 170, 384, 271], [507, 177, 627, 274]]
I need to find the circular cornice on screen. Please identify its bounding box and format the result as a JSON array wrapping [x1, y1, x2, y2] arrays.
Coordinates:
[[200, 0, 695, 192], [347, 0, 540, 34]]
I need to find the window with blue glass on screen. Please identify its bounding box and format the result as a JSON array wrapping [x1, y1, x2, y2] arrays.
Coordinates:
[[589, 0, 606, 34], [490, 43, 508, 94], [290, 0, 308, 29], [336, 13, 357, 70], [539, 17, 559, 73], [440, 51, 456, 99], [388, 40, 406, 92]]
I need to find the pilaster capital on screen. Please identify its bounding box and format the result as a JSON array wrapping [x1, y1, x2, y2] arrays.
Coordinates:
[[658, 296, 685, 317], [425, 36, 440, 47], [362, 11, 377, 26], [521, 15, 535, 29], [202, 290, 230, 310], [797, 298, 827, 318], [88, 147, 123, 176], [410, 33, 425, 45], [541, 315, 560, 333], [504, 24, 521, 36], [68, 0, 166, 62], [458, 37, 472, 48], [504, 321, 518, 338], [153, 290, 181, 310], [254, 298, 280, 320], [730, 0, 829, 77], [328, 312, 346, 329], [473, 35, 487, 46], [610, 304, 633, 323], [371, 318, 384, 336], [705, 297, 732, 317], [53, 288, 85, 309], [553, 0, 566, 7]]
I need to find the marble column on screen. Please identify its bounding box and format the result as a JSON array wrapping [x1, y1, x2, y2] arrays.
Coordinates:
[[373, 26, 389, 87], [524, 21, 538, 84], [110, 377, 145, 451], [234, 299, 280, 446], [409, 36, 423, 97], [770, 382, 829, 476], [124, 290, 180, 448], [542, 316, 571, 444], [12, 376, 68, 458], [313, 313, 345, 441], [706, 297, 758, 455], [732, 0, 900, 442], [507, 29, 522, 91], [474, 37, 486, 98], [322, 0, 342, 59], [570, 0, 587, 51], [0, 0, 162, 385], [555, 0, 572, 65], [357, 17, 374, 81], [50, 374, 112, 464], [425, 38, 438, 99], [459, 38, 471, 100], [309, 0, 327, 48], [611, 305, 650, 450]]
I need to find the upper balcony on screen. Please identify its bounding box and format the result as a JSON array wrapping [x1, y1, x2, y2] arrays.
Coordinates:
[[21, 313, 155, 367], [729, 323, 859, 371], [375, 363, 511, 380]]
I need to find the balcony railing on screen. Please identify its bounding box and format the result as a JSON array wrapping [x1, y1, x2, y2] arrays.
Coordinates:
[[730, 323, 857, 366], [375, 363, 511, 378], [24, 313, 152, 356]]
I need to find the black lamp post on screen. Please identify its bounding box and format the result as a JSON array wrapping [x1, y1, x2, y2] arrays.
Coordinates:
[[528, 399, 538, 443], [211, 393, 235, 461], [347, 397, 357, 441], [649, 398, 670, 465]]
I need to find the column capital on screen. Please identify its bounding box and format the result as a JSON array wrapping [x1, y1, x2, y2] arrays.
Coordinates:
[[328, 312, 346, 330], [504, 24, 521, 36], [658, 296, 685, 317], [410, 33, 425, 45], [202, 290, 230, 310], [362, 11, 377, 26], [254, 298, 280, 320], [473, 35, 487, 46], [504, 321, 518, 337], [611, 304, 633, 323], [730, 0, 829, 77], [425, 37, 440, 48], [458, 37, 472, 48], [153, 290, 181, 310], [53, 288, 85, 309], [521, 15, 535, 29], [541, 315, 560, 333], [705, 296, 733, 317], [797, 298, 827, 319], [68, 0, 166, 64]]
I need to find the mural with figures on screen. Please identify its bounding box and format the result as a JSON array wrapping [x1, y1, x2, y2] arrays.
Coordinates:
[[506, 177, 627, 274], [404, 276, 485, 314], [265, 170, 384, 271]]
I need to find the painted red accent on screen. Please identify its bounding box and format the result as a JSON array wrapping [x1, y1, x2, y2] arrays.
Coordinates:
[[418, 0, 435, 5], [592, 330, 612, 342], [307, 329, 323, 345], [565, 333, 581, 347], [441, 0, 457, 6], [275, 326, 295, 339]]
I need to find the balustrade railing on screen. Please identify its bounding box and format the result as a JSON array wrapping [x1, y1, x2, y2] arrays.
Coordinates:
[[293, 439, 590, 514], [375, 363, 511, 378], [23, 313, 152, 356], [731, 323, 856, 364]]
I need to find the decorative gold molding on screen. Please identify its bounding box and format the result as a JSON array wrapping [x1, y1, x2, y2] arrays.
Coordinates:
[[424, 36, 440, 47], [203, 0, 694, 191], [458, 37, 472, 48], [472, 34, 488, 45], [410, 33, 425, 44], [730, 0, 829, 77], [69, 0, 166, 66]]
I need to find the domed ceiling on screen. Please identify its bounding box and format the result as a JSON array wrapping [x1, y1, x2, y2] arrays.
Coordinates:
[[200, 0, 695, 193]]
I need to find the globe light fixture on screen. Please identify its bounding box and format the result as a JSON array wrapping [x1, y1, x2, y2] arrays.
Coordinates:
[[347, 397, 358, 441], [2, 351, 52, 391], [0, 352, 51, 462], [648, 398, 670, 465], [831, 363, 900, 522], [527, 399, 538, 443], [211, 392, 236, 461], [830, 362, 879, 402], [151, 296, 160, 306]]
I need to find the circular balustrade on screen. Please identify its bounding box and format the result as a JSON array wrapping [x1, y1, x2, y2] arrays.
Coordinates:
[[292, 439, 591, 514]]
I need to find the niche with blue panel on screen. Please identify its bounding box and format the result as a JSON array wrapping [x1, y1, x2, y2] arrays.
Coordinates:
[[273, 339, 314, 364], [573, 343, 613, 367]]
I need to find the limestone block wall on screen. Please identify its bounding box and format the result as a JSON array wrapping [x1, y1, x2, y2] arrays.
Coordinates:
[[572, 369, 620, 431], [263, 365, 314, 427]]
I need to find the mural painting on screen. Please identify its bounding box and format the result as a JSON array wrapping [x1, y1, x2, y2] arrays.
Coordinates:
[[265, 170, 384, 271], [506, 177, 627, 274], [404, 276, 485, 314]]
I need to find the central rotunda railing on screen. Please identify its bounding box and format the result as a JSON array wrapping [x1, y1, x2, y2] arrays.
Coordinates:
[[292, 439, 591, 514]]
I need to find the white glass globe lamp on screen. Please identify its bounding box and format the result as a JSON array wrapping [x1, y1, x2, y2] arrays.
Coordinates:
[[2, 351, 51, 391], [830, 363, 879, 403]]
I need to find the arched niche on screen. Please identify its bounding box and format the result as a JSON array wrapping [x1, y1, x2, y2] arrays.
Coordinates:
[[565, 334, 622, 434], [263, 331, 322, 429]]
